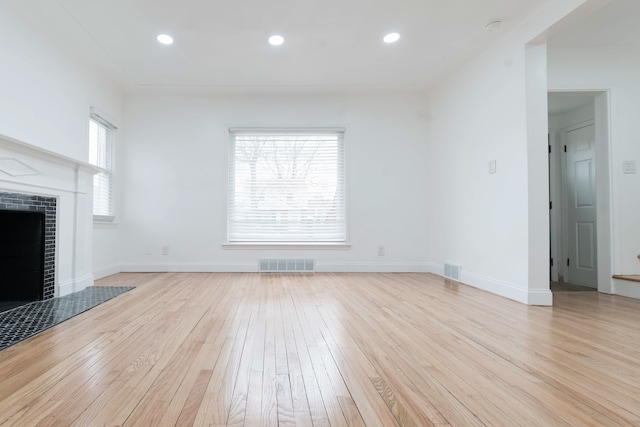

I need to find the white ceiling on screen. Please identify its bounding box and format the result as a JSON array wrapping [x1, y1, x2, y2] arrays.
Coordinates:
[[547, 92, 598, 115], [546, 0, 640, 49], [9, 0, 638, 94], [9, 0, 547, 93]]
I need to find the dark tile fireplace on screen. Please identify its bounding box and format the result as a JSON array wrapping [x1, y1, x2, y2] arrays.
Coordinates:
[[0, 192, 56, 309]]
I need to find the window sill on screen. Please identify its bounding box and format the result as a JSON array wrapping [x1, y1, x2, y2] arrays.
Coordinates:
[[222, 242, 351, 250]]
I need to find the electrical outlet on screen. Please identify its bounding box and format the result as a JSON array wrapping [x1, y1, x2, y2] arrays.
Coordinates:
[[623, 160, 636, 174], [162, 245, 169, 256], [377, 246, 385, 256]]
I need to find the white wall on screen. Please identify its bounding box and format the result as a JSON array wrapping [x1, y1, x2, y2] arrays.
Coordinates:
[[424, 41, 537, 303], [548, 46, 640, 297], [421, 0, 591, 305], [93, 225, 122, 279], [0, 2, 124, 282], [119, 93, 430, 272], [0, 1, 123, 160]]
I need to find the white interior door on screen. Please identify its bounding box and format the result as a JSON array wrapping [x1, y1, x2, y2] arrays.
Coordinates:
[[564, 123, 597, 288]]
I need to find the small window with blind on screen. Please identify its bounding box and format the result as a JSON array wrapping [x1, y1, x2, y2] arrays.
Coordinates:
[[228, 128, 346, 243], [89, 112, 115, 222]]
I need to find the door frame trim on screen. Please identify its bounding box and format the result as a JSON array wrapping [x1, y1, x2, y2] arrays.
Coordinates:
[[594, 91, 613, 294]]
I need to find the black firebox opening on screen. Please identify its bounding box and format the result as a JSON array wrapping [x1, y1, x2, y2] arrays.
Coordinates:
[[0, 210, 45, 302]]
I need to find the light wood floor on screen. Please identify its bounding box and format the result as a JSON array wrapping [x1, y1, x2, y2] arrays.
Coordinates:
[[550, 281, 597, 292], [1, 273, 640, 426]]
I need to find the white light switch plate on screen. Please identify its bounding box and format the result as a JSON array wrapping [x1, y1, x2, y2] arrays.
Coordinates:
[[488, 160, 497, 174], [623, 161, 636, 174]]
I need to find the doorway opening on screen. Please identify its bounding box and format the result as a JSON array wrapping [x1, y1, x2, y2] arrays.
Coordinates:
[[548, 90, 611, 292]]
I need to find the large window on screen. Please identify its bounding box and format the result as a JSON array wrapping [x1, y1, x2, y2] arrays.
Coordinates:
[[228, 128, 346, 242], [89, 112, 115, 221]]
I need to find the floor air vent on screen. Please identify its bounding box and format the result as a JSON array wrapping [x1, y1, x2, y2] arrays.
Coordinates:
[[444, 263, 461, 281], [259, 259, 315, 273]]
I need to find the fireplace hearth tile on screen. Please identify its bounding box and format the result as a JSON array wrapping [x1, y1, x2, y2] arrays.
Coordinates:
[[0, 286, 133, 351]]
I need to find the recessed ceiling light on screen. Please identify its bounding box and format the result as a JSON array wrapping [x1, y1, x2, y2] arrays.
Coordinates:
[[484, 21, 502, 32], [269, 35, 285, 46], [157, 34, 174, 45], [383, 32, 401, 44]]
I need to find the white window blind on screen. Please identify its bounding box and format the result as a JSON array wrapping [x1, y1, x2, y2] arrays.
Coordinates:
[[89, 114, 115, 220], [229, 129, 346, 242]]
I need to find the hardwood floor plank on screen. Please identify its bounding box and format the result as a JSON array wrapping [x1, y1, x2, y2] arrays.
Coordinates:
[[0, 275, 195, 426], [321, 275, 480, 426], [70, 300, 212, 424], [186, 277, 250, 426], [272, 280, 297, 427], [160, 288, 244, 427], [285, 283, 331, 427], [0, 274, 170, 405], [290, 285, 350, 427], [276, 373, 296, 427], [280, 300, 308, 413], [239, 281, 268, 426], [226, 279, 263, 427], [2, 272, 640, 426], [173, 369, 213, 427], [316, 298, 439, 427], [259, 280, 279, 427], [127, 275, 240, 425]]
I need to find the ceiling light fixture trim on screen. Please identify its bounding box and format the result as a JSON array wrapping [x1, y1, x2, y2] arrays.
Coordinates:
[[157, 34, 174, 45], [383, 32, 401, 44], [269, 35, 285, 46], [484, 21, 502, 32]]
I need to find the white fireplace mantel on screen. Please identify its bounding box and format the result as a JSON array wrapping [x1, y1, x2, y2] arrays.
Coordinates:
[[0, 133, 100, 297]]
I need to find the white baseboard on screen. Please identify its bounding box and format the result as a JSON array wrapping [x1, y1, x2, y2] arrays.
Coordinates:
[[58, 273, 94, 297], [524, 288, 554, 306], [120, 263, 258, 273], [93, 264, 122, 280], [120, 261, 431, 274], [426, 262, 553, 306], [424, 261, 444, 275], [316, 262, 431, 273], [464, 271, 528, 303]]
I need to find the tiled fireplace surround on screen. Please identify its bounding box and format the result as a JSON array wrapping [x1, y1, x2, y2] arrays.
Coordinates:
[[0, 192, 57, 300], [0, 134, 98, 298]]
